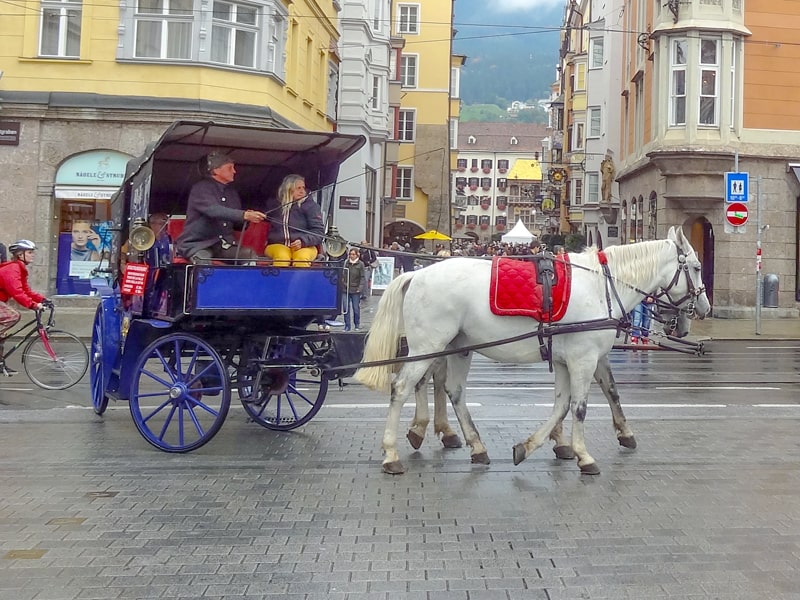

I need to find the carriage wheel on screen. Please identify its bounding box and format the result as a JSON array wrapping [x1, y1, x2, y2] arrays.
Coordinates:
[[238, 339, 328, 431], [89, 305, 109, 415], [130, 333, 231, 453]]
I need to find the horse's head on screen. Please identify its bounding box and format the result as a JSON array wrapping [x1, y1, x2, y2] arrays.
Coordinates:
[[656, 226, 711, 338]]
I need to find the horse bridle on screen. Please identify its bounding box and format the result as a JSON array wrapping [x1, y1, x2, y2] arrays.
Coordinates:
[[651, 247, 706, 331]]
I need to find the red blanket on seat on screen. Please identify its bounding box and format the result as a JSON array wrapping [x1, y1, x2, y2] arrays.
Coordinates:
[[489, 255, 572, 322]]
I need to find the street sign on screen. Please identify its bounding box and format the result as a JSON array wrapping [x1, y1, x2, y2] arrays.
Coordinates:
[[725, 202, 749, 227], [725, 172, 749, 202]]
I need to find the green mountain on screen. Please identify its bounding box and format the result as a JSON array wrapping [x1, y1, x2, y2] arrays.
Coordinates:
[[453, 1, 562, 107]]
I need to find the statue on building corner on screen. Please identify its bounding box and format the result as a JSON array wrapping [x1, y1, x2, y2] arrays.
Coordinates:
[[600, 152, 615, 204]]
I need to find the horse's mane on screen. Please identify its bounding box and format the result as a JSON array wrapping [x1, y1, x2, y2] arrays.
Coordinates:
[[579, 240, 667, 291]]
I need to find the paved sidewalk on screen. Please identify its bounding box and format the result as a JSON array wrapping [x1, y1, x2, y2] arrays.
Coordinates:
[[2, 409, 800, 599]]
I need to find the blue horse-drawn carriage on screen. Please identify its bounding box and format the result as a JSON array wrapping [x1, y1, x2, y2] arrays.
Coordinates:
[[90, 121, 366, 452]]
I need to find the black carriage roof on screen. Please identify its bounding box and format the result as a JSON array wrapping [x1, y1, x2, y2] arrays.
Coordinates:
[[114, 120, 366, 217]]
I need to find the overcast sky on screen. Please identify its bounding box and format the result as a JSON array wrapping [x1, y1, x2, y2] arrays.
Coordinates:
[[494, 0, 565, 11]]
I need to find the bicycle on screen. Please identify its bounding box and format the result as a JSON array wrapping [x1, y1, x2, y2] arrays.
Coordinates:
[[0, 304, 89, 389]]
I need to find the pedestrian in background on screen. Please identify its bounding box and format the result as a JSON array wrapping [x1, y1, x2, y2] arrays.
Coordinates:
[[631, 295, 655, 345], [359, 241, 377, 300], [343, 249, 364, 331]]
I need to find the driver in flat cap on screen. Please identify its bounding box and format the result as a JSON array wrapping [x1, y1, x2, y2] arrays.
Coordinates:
[[175, 150, 266, 263]]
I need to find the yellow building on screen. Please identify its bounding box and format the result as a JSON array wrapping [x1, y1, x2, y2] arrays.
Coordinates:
[[0, 0, 340, 294], [382, 0, 459, 247]]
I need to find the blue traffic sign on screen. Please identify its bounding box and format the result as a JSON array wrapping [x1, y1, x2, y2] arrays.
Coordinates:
[[725, 172, 749, 203]]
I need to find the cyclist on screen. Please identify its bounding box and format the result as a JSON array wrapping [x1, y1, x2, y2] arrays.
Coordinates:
[[0, 240, 49, 376]]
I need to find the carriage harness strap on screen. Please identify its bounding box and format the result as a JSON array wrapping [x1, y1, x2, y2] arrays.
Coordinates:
[[596, 250, 630, 331]]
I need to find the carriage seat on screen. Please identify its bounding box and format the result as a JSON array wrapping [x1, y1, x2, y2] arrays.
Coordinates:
[[167, 218, 271, 265]]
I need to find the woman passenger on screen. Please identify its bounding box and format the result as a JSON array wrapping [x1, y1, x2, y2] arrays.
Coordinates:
[[265, 174, 324, 267]]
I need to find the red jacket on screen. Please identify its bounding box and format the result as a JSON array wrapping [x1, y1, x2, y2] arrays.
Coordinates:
[[0, 260, 45, 309]]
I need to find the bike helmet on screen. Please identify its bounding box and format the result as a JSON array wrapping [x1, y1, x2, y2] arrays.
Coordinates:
[[9, 239, 37, 255]]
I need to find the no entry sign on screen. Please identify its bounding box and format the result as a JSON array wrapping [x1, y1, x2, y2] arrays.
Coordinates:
[[725, 202, 748, 227]]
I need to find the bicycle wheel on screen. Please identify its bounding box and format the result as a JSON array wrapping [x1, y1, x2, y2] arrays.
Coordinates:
[[23, 329, 89, 390]]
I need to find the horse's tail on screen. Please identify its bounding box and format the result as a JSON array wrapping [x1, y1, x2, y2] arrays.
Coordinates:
[[354, 271, 416, 392]]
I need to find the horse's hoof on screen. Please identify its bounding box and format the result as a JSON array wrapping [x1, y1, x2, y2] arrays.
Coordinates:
[[579, 462, 601, 475], [512, 443, 527, 466], [441, 434, 463, 449], [406, 430, 424, 450], [382, 461, 406, 475], [553, 445, 575, 460], [618, 435, 637, 449], [471, 452, 490, 465]]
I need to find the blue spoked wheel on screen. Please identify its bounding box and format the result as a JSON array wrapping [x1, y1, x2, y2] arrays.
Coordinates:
[[89, 305, 109, 415], [130, 333, 231, 452], [237, 338, 328, 431]]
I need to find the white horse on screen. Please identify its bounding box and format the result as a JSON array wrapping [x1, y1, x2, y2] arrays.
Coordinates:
[[355, 226, 710, 475]]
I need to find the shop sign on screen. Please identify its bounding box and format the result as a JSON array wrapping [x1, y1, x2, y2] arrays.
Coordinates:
[[339, 195, 360, 210], [0, 121, 21, 146], [55, 150, 130, 187]]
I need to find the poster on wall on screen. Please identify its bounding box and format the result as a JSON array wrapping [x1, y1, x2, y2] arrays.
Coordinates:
[[68, 220, 113, 278], [371, 256, 395, 291]]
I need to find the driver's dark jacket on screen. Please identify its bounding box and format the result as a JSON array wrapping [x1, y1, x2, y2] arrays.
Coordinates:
[[175, 178, 247, 259]]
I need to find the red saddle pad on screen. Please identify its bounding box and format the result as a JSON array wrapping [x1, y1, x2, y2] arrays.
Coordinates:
[[489, 255, 572, 322]]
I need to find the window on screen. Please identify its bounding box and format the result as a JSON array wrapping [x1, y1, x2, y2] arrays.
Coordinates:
[[397, 4, 419, 34], [573, 179, 582, 206], [371, 76, 381, 110], [134, 0, 194, 60], [467, 195, 479, 206], [395, 166, 413, 200], [730, 40, 737, 129], [699, 38, 719, 126], [400, 54, 417, 87], [497, 178, 507, 190], [455, 177, 466, 189], [40, 0, 82, 57], [480, 178, 491, 190], [121, 0, 288, 78], [586, 173, 599, 204], [450, 67, 460, 98], [588, 107, 601, 137], [211, 1, 258, 68], [589, 37, 603, 69], [572, 122, 584, 151], [398, 109, 415, 141], [327, 62, 338, 119], [449, 119, 458, 149], [481, 159, 492, 171], [670, 38, 687, 126], [372, 0, 382, 31], [497, 159, 509, 171], [456, 158, 467, 170]]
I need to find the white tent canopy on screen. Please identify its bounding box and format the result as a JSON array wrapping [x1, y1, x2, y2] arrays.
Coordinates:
[[501, 219, 536, 244]]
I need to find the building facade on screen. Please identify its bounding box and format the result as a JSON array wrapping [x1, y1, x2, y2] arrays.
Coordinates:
[[559, 0, 800, 316], [381, 0, 459, 247], [452, 122, 549, 243], [0, 0, 341, 295], [334, 0, 393, 247]]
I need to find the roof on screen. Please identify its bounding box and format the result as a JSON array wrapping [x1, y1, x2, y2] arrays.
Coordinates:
[[507, 158, 543, 182], [457, 122, 549, 152]]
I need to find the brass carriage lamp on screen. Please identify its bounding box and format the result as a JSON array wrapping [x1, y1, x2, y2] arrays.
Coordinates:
[[128, 217, 156, 252]]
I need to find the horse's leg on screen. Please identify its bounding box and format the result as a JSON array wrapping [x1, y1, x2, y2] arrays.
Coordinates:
[[383, 360, 434, 474], [513, 362, 571, 465], [550, 421, 575, 460], [594, 355, 637, 449], [406, 363, 436, 450], [443, 352, 489, 464], [565, 358, 601, 475], [432, 358, 462, 448]]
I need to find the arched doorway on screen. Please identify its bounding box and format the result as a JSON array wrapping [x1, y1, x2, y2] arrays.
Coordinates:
[[382, 220, 424, 250], [688, 217, 714, 307]]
